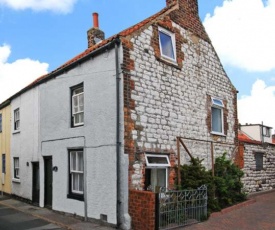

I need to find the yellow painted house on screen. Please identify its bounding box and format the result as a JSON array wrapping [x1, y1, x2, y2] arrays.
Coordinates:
[[0, 100, 11, 194]]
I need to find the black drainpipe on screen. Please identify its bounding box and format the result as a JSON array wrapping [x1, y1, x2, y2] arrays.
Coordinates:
[[115, 38, 122, 229]]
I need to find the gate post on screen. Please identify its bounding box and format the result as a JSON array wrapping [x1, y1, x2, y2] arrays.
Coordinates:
[[155, 192, 159, 230]]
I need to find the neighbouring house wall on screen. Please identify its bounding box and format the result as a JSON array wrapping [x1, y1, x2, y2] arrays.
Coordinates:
[[240, 126, 261, 142], [0, 105, 12, 194], [240, 125, 273, 143], [10, 87, 40, 200], [39, 47, 129, 226], [241, 142, 275, 193], [129, 190, 156, 230], [123, 19, 238, 190]]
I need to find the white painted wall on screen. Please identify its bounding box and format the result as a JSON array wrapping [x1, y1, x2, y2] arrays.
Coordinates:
[[10, 87, 40, 200], [39, 47, 129, 226], [241, 125, 273, 143]]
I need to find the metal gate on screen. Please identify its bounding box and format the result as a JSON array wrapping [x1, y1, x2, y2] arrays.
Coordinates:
[[156, 185, 207, 229]]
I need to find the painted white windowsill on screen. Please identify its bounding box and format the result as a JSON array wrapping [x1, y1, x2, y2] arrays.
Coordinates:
[[12, 130, 20, 135], [210, 131, 226, 137], [12, 178, 21, 183]]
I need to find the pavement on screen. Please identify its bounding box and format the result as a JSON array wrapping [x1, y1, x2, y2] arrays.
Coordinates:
[[184, 189, 275, 230], [1, 190, 275, 230], [0, 195, 115, 230]]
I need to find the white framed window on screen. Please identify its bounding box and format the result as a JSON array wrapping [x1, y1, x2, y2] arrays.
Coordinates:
[[211, 97, 224, 135], [262, 127, 270, 137], [69, 150, 84, 195], [145, 153, 170, 192], [14, 157, 19, 179], [158, 27, 176, 62], [14, 108, 20, 131], [72, 85, 84, 127], [145, 154, 170, 167]]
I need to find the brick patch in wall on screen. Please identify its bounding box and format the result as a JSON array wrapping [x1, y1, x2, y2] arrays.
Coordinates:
[[129, 190, 156, 230]]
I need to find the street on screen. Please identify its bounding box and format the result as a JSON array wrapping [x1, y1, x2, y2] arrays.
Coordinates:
[[0, 203, 63, 230]]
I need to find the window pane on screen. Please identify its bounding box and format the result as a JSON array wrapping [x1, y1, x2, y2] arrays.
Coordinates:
[[212, 107, 222, 133], [79, 173, 84, 192], [159, 31, 175, 59], [79, 112, 84, 123], [157, 169, 166, 188], [72, 173, 79, 190], [151, 168, 167, 191], [78, 152, 84, 171], [79, 94, 84, 111], [147, 156, 168, 164], [212, 98, 223, 107], [255, 153, 263, 171], [71, 152, 76, 171], [73, 96, 79, 113]]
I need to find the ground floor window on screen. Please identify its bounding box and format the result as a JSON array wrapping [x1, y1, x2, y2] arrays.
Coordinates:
[[144, 153, 170, 192], [14, 157, 19, 179], [145, 168, 167, 192], [68, 149, 84, 201], [255, 152, 264, 171]]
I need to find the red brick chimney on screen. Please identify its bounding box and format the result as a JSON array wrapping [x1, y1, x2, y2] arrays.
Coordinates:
[[87, 12, 105, 48], [166, 0, 199, 16]]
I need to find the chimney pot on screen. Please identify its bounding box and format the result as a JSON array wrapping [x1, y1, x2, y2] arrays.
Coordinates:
[[93, 12, 99, 28]]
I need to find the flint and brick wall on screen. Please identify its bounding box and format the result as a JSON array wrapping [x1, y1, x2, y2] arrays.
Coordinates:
[[241, 142, 275, 193], [122, 0, 238, 190]]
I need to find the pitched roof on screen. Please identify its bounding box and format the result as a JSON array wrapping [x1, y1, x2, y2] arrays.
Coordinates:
[[0, 1, 207, 106], [238, 130, 262, 145]]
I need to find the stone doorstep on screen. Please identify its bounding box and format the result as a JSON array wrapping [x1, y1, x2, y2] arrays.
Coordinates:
[[210, 199, 256, 218]]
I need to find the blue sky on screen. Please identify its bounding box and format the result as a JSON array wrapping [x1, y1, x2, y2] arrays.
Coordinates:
[[1, 0, 275, 132]]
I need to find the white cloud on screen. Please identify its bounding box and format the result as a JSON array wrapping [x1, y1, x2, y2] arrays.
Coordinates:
[[238, 79, 275, 132], [0, 44, 48, 103], [0, 0, 78, 13], [204, 0, 275, 72]]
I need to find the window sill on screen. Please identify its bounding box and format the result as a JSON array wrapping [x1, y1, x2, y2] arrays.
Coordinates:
[[210, 132, 226, 137], [12, 178, 20, 183], [12, 130, 20, 135], [71, 124, 84, 129], [67, 193, 84, 201]]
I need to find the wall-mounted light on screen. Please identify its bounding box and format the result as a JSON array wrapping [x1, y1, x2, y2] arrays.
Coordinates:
[[26, 162, 29, 167], [52, 166, 58, 172]]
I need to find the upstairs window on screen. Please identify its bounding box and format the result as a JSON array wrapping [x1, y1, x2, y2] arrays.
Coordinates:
[[71, 84, 84, 127], [262, 127, 270, 137], [0, 113, 2, 132], [211, 98, 224, 135], [14, 108, 20, 131], [158, 27, 176, 62], [68, 149, 84, 201], [14, 157, 19, 179]]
